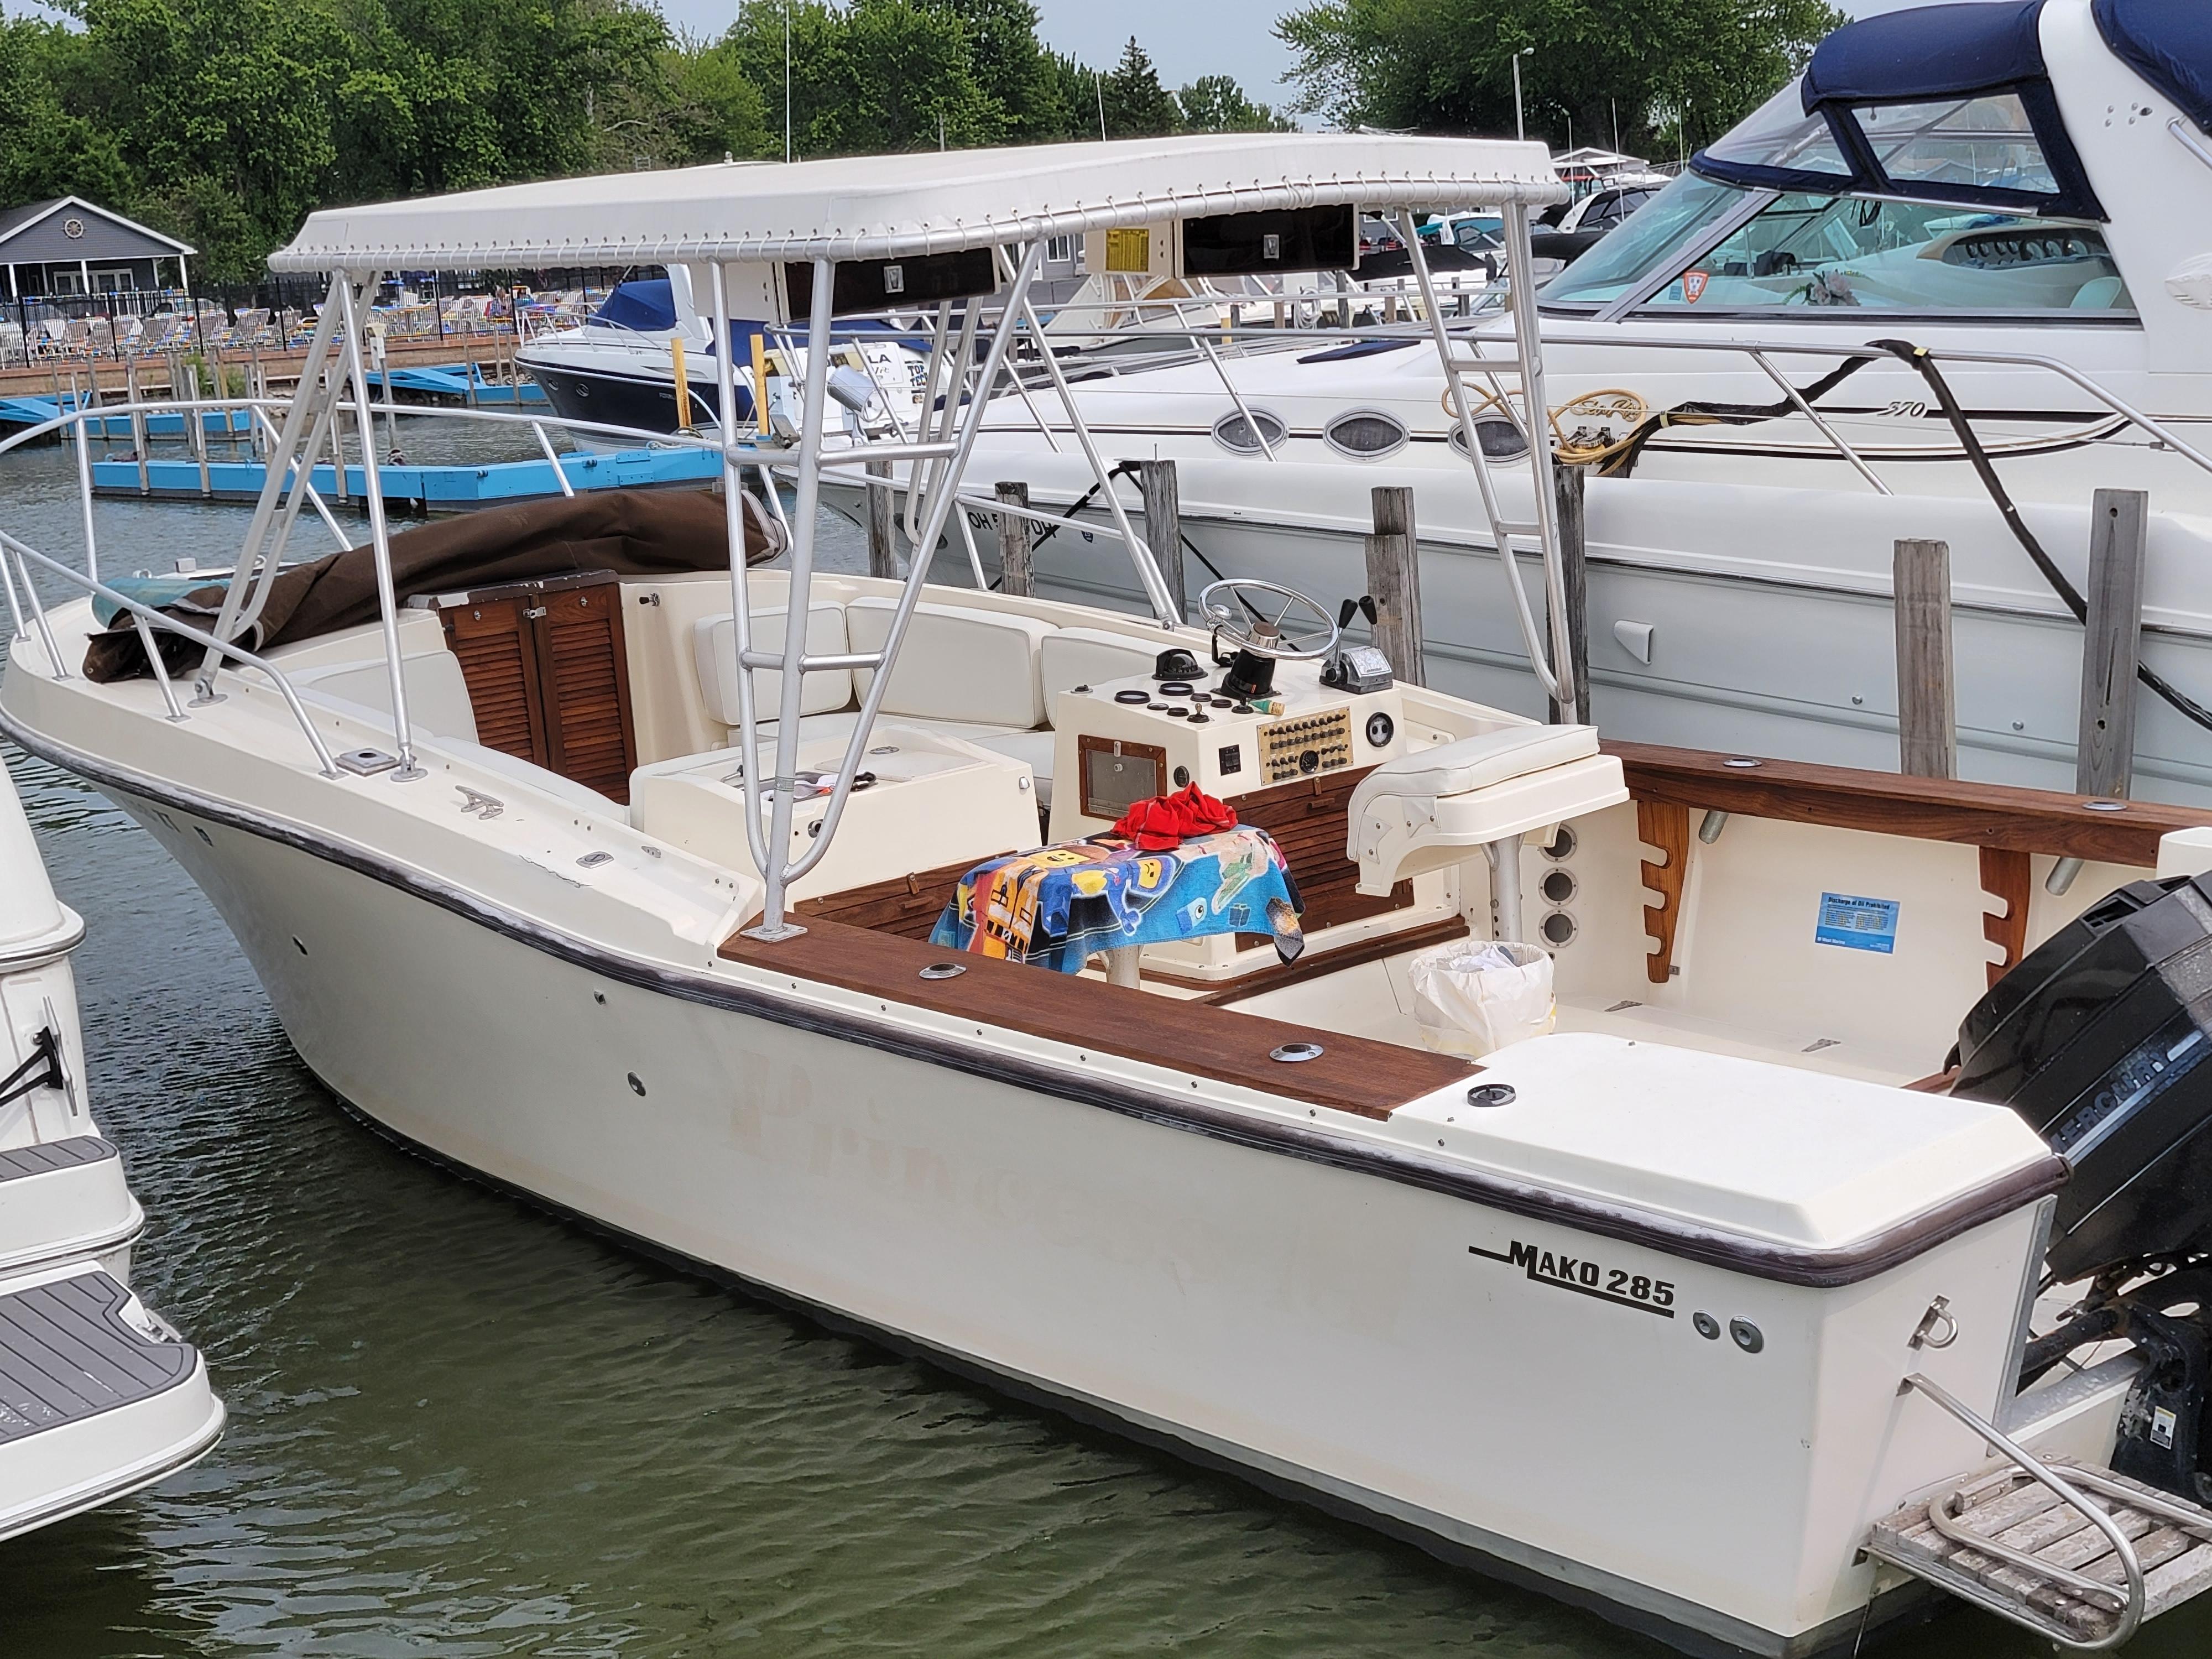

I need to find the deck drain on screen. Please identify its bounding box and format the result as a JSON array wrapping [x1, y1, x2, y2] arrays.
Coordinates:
[[919, 962, 968, 980], [1269, 1042, 1325, 1063]]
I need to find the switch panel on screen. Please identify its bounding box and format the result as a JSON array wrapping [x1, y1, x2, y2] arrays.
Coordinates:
[[1258, 706, 1353, 784]]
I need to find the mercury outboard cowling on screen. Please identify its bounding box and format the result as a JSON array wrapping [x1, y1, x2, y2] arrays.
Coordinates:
[[1953, 872, 2212, 1281]]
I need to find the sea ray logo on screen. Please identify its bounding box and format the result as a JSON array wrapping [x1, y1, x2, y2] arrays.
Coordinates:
[[1468, 1240, 1676, 1318]]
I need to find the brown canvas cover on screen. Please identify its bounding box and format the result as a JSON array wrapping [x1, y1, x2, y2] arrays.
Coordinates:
[[84, 486, 785, 682]]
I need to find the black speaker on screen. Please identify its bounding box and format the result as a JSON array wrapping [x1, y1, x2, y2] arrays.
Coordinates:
[[784, 248, 997, 318], [1180, 205, 1358, 276]]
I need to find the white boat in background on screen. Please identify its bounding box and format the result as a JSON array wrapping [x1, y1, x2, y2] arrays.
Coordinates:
[[0, 763, 222, 1541], [952, 0, 2212, 805], [517, 267, 933, 444], [20, 130, 2212, 1656]]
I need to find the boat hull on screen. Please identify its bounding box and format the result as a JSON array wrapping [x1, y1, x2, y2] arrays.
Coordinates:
[[56, 763, 2062, 1659]]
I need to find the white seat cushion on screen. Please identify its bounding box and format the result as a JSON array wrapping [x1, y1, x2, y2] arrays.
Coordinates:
[[1040, 627, 1163, 704], [845, 598, 1050, 728], [1361, 724, 1599, 801], [694, 604, 852, 727], [1346, 724, 1624, 894]]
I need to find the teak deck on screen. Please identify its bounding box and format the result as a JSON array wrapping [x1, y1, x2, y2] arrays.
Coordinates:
[[718, 915, 1475, 1119]]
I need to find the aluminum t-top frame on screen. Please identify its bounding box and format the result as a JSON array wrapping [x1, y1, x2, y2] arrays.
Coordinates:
[[241, 134, 1569, 939]]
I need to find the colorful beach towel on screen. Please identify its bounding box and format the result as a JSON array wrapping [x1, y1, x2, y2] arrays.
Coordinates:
[[930, 826, 1304, 973]]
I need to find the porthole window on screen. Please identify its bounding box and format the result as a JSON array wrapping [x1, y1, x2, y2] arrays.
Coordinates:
[[1211, 407, 1288, 455], [1449, 418, 1530, 461], [1322, 408, 1409, 460]]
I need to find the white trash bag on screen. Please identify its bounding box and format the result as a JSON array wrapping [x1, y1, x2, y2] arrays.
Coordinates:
[[1407, 939, 1555, 1057]]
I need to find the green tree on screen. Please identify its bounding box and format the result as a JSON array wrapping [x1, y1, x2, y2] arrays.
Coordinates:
[[0, 18, 137, 207], [926, 0, 1070, 140], [1099, 36, 1178, 139], [1276, 0, 1841, 153], [1177, 74, 1294, 134]]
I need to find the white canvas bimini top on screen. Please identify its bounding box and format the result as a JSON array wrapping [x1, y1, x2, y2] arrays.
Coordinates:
[[270, 133, 1566, 272]]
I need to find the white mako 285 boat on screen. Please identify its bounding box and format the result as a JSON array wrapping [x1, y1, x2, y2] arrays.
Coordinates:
[[13, 134, 2212, 1655], [0, 761, 223, 1541]]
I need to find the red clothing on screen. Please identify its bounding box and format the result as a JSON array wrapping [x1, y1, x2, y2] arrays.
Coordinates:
[[1110, 784, 1238, 851]]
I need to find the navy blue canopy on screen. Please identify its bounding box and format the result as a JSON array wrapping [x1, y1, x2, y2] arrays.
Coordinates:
[[2096, 0, 2212, 139], [1802, 1, 2049, 109], [1692, 0, 2103, 218], [592, 278, 679, 333]]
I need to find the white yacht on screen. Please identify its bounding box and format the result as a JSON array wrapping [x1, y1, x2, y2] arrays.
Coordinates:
[[949, 0, 2212, 804], [517, 266, 932, 441], [15, 133, 2212, 1655], [0, 763, 223, 1540]]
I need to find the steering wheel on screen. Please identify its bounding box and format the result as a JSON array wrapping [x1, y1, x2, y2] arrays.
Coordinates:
[[1198, 579, 1341, 661]]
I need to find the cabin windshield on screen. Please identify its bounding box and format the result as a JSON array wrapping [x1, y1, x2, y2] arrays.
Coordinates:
[[1633, 192, 2132, 315], [1541, 171, 1742, 306]]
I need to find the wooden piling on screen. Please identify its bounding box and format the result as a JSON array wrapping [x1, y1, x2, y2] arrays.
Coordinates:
[[126, 357, 148, 494], [995, 481, 1033, 596], [184, 361, 212, 497], [2077, 487, 2150, 799], [865, 460, 899, 579], [1548, 463, 1591, 725], [1365, 485, 1425, 686], [1893, 538, 1957, 779], [1137, 459, 1185, 618]]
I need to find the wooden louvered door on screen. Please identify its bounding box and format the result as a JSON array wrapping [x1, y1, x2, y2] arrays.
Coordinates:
[[437, 571, 637, 804], [531, 581, 638, 804], [438, 593, 550, 766]]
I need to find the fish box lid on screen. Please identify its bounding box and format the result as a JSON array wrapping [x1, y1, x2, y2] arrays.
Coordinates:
[[1396, 1032, 2053, 1252]]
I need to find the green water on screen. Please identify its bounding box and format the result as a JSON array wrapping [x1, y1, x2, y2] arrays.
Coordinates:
[[4, 426, 2207, 1656]]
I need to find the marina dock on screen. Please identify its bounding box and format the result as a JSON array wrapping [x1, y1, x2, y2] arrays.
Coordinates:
[[89, 442, 721, 511]]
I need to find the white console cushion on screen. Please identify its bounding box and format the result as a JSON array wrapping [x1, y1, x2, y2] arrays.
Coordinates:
[[694, 604, 852, 727], [846, 598, 1049, 728], [1347, 724, 1624, 894], [1364, 724, 1599, 801], [1040, 627, 1162, 708]]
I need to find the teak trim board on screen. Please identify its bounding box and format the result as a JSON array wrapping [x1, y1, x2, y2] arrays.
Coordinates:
[[719, 914, 1474, 1119], [1608, 741, 2212, 867]]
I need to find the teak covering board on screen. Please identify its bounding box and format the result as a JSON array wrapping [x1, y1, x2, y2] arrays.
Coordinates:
[[437, 571, 639, 803], [1609, 741, 2212, 867], [719, 916, 1474, 1119]]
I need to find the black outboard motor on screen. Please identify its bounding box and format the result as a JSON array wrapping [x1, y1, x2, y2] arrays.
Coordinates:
[[1953, 871, 2212, 1500]]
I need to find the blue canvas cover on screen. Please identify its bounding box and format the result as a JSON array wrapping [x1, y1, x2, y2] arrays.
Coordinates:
[[1802, 1, 2050, 109], [2096, 0, 2212, 138], [591, 278, 679, 333], [1692, 0, 2101, 218]]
